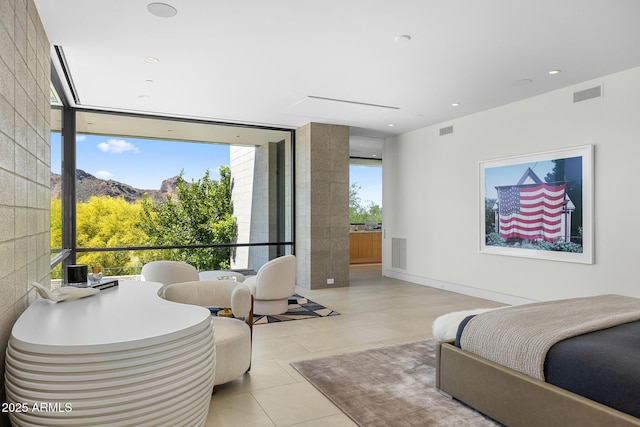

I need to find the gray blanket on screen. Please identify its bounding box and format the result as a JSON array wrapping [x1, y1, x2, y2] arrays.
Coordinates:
[[459, 294, 640, 380]]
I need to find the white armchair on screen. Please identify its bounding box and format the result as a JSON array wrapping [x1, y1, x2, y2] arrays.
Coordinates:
[[163, 280, 253, 389], [140, 260, 199, 296], [245, 255, 296, 315]]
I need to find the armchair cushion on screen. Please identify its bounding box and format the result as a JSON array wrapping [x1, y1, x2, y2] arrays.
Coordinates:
[[162, 279, 253, 387], [163, 280, 252, 320], [246, 255, 296, 315], [140, 261, 199, 297]]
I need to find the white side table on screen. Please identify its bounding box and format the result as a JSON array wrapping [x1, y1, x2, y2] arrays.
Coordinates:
[[5, 281, 215, 427]]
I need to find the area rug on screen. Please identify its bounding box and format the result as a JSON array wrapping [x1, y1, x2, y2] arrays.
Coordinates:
[[253, 294, 340, 324], [291, 340, 500, 426]]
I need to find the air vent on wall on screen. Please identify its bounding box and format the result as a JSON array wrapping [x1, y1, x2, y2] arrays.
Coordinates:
[[391, 238, 407, 269], [439, 125, 454, 136], [573, 85, 602, 103]]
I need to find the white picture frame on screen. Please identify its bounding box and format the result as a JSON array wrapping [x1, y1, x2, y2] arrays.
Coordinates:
[[479, 145, 593, 264]]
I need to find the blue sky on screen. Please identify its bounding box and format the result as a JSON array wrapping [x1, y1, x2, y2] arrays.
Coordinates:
[[350, 164, 382, 207], [51, 133, 383, 206], [51, 133, 230, 190]]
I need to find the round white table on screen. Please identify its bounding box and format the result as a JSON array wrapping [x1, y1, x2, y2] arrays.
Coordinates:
[[5, 281, 215, 427], [198, 270, 245, 282]]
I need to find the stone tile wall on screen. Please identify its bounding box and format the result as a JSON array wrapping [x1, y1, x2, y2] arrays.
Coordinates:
[[0, 0, 51, 408], [295, 123, 350, 289]]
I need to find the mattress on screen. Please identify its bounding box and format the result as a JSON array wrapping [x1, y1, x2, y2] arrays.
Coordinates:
[[456, 315, 640, 419]]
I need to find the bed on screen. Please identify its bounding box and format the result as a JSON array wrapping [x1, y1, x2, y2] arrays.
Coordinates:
[[435, 295, 640, 427]]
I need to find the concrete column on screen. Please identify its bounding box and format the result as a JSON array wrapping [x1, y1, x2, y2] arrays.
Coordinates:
[[295, 123, 350, 289]]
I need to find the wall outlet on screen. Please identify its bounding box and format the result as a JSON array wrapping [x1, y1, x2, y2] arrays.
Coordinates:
[[327, 278, 334, 285]]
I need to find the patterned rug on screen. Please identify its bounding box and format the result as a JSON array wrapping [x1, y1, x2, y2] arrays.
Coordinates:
[[253, 294, 340, 324]]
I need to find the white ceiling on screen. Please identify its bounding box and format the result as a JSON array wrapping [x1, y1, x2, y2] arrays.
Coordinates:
[[35, 0, 640, 157]]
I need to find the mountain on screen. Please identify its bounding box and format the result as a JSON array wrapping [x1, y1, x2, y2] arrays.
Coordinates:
[[50, 169, 179, 203]]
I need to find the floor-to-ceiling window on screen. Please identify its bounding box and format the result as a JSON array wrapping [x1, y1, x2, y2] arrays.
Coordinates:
[[50, 107, 294, 282]]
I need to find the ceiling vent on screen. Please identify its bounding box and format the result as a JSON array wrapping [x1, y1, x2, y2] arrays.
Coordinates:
[[439, 125, 454, 136], [573, 85, 602, 103], [287, 96, 399, 122]]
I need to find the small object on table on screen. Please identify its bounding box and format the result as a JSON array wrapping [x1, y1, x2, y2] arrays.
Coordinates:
[[89, 265, 103, 284], [218, 307, 234, 318], [67, 264, 88, 287], [31, 282, 99, 302], [89, 278, 119, 291]]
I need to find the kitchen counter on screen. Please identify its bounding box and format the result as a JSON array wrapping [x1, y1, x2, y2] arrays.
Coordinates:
[[350, 230, 382, 264]]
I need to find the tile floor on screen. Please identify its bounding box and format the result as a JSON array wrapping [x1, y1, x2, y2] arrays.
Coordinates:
[[205, 265, 504, 426]]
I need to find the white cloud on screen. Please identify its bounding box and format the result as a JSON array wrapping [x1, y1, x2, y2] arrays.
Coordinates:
[[76, 135, 86, 142], [95, 170, 113, 180], [97, 139, 140, 154]]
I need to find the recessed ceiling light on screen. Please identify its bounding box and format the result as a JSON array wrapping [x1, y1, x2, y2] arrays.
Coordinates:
[[451, 102, 460, 107], [388, 124, 395, 127], [147, 3, 178, 18], [372, 154, 378, 157], [144, 57, 159, 63], [394, 35, 411, 43], [548, 69, 561, 75], [145, 79, 154, 83]]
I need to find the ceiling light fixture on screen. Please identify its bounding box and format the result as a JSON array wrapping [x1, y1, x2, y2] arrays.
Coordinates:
[[451, 102, 460, 107], [548, 69, 561, 75], [144, 57, 159, 63], [394, 34, 411, 43], [147, 3, 178, 18], [513, 78, 533, 87], [388, 124, 395, 127]]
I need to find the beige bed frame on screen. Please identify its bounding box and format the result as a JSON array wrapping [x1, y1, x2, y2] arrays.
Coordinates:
[[436, 341, 640, 427]]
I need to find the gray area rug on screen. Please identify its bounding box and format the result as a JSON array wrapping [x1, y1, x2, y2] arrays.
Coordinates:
[[291, 340, 500, 426]]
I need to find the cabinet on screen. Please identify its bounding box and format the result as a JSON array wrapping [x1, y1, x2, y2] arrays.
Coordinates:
[[349, 231, 382, 264]]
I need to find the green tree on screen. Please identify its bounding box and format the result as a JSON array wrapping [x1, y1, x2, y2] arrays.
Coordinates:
[[139, 167, 237, 270], [544, 157, 583, 243], [51, 197, 154, 278], [485, 198, 496, 234], [51, 198, 62, 249], [349, 182, 382, 224], [75, 196, 152, 275]]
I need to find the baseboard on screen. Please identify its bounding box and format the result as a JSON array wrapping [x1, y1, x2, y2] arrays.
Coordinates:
[[383, 269, 536, 306]]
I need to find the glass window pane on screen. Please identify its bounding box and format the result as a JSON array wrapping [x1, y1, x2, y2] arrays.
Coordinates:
[[69, 111, 292, 276], [349, 158, 383, 226]]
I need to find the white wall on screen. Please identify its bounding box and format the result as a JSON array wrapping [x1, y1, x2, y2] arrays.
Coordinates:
[[383, 66, 640, 304]]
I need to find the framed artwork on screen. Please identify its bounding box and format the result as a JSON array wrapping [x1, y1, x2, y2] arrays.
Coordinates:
[[479, 145, 593, 264]]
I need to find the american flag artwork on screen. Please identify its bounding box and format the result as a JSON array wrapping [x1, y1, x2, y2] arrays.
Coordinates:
[[497, 183, 566, 242]]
